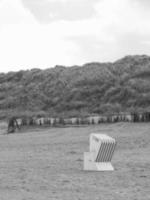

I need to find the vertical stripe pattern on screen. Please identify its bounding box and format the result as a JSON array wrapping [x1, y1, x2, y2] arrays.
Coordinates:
[[95, 138, 116, 162]]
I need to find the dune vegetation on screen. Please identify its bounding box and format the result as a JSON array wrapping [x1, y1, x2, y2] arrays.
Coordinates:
[[0, 55, 150, 119]]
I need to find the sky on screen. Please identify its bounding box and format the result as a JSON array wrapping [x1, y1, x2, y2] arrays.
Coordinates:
[[0, 0, 150, 72]]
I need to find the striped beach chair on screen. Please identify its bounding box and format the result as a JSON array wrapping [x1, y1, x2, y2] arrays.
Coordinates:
[[84, 133, 117, 171]]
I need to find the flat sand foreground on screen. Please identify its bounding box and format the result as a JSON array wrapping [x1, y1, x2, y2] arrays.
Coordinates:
[[0, 123, 149, 200]]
